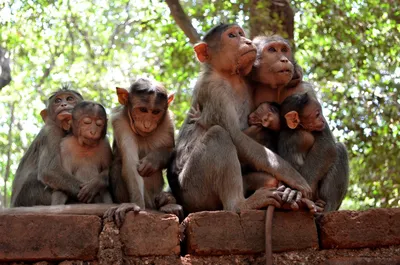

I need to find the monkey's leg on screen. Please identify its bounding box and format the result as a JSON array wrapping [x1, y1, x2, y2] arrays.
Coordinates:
[[180, 125, 281, 213], [243, 172, 279, 196], [12, 174, 52, 207], [318, 143, 349, 212], [51, 190, 68, 205]]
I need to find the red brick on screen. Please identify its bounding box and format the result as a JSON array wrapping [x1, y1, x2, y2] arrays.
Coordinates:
[[184, 210, 318, 255], [0, 214, 101, 261], [317, 208, 400, 249], [120, 211, 180, 256]]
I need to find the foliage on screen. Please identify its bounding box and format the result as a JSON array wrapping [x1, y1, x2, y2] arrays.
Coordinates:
[[0, 0, 398, 209]]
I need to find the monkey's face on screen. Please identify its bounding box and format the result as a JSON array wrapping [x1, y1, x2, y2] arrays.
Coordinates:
[[300, 100, 325, 132], [249, 102, 280, 131], [74, 115, 105, 147], [130, 97, 167, 137], [50, 92, 82, 122], [216, 26, 257, 75], [253, 41, 294, 88]]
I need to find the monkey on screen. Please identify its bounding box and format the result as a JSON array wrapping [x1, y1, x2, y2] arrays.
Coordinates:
[[167, 24, 313, 218], [104, 78, 183, 226], [249, 35, 349, 212], [278, 92, 347, 210], [245, 101, 281, 151], [11, 85, 84, 207], [51, 101, 113, 205]]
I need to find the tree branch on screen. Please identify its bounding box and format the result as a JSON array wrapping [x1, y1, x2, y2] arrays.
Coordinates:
[[165, 0, 200, 44]]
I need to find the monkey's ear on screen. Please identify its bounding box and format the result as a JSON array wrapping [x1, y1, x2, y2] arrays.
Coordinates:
[[194, 42, 209, 63], [167, 93, 174, 106], [40, 109, 48, 123], [116, 87, 129, 105], [284, 111, 300, 129]]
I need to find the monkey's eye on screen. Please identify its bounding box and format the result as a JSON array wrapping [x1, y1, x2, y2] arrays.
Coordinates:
[[96, 120, 104, 126], [67, 96, 75, 101], [228, 33, 236, 38], [268, 47, 276, 52], [139, 107, 148, 113], [238, 31, 244, 37], [152, 110, 161, 115], [281, 47, 288, 53], [316, 111, 320, 118], [83, 118, 92, 124], [55, 98, 62, 103]]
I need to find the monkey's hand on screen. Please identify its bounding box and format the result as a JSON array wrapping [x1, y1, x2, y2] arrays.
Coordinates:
[[243, 125, 262, 138], [103, 203, 141, 227], [78, 179, 103, 203], [188, 104, 201, 123], [138, 156, 158, 177]]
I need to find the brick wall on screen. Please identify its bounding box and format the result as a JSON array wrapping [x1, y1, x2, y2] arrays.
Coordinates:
[[0, 205, 399, 265]]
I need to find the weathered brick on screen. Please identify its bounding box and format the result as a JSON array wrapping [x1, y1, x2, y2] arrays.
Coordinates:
[[120, 211, 180, 256], [317, 208, 400, 249], [324, 257, 400, 265], [0, 214, 101, 261], [184, 210, 318, 255]]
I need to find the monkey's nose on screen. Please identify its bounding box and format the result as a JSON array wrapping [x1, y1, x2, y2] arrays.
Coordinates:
[[90, 131, 96, 135]]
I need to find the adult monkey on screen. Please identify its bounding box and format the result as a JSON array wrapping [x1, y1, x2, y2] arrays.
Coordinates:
[[11, 86, 85, 206], [168, 24, 312, 215], [249, 35, 349, 212]]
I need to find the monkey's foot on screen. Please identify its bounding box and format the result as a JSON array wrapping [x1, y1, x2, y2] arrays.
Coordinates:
[[159, 203, 184, 221], [155, 191, 177, 208], [239, 188, 282, 211], [315, 199, 326, 212], [103, 203, 141, 227]]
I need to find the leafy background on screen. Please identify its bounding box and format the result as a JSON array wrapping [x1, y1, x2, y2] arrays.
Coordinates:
[[0, 0, 399, 209]]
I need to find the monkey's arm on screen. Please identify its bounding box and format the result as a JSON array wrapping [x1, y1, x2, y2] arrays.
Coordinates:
[[78, 139, 112, 203], [299, 123, 337, 192], [198, 82, 312, 198], [38, 125, 81, 198], [277, 130, 304, 172], [112, 112, 145, 208]]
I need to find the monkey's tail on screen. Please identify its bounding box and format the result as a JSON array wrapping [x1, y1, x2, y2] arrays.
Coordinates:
[[265, 205, 275, 265]]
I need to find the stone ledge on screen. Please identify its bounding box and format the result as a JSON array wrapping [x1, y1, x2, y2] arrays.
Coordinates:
[[120, 211, 180, 256], [183, 210, 318, 255], [317, 208, 400, 249], [0, 214, 101, 261]]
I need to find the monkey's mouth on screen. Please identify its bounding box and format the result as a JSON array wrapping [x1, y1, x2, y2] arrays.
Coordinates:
[[57, 108, 73, 115], [242, 49, 257, 56], [277, 69, 292, 74]]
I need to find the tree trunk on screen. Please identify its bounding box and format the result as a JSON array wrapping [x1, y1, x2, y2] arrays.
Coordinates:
[[3, 102, 15, 207], [0, 47, 12, 90], [249, 0, 294, 42]]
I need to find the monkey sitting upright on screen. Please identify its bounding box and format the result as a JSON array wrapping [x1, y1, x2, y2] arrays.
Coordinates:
[[278, 92, 336, 209], [52, 101, 113, 204], [11, 85, 84, 207], [104, 78, 183, 226]]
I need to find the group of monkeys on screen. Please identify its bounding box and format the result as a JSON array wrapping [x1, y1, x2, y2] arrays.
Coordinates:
[[10, 24, 349, 231]]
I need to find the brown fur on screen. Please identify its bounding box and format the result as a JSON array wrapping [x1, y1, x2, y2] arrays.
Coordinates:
[[11, 86, 84, 207]]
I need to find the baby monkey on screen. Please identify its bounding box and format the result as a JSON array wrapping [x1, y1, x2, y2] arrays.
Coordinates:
[[247, 92, 327, 211], [245, 101, 281, 152], [52, 101, 113, 204]]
